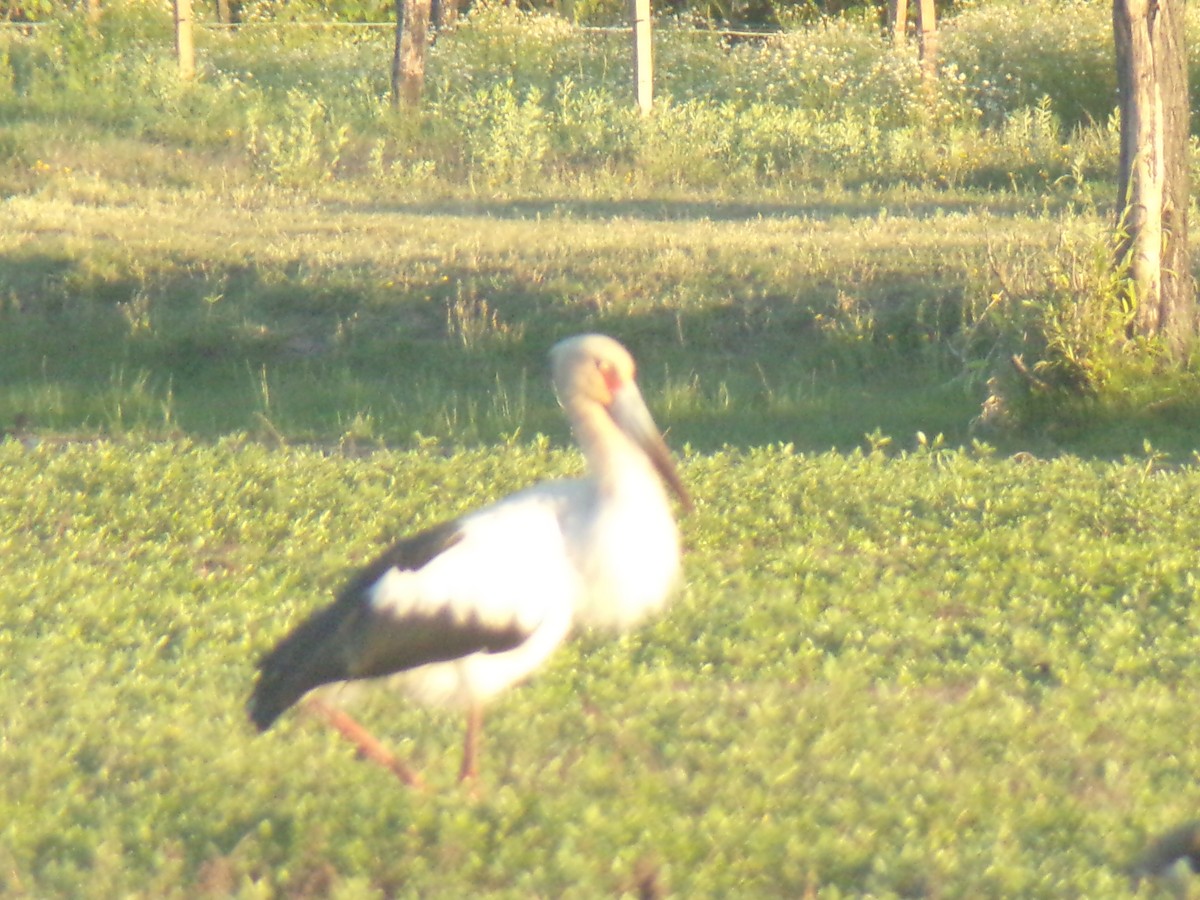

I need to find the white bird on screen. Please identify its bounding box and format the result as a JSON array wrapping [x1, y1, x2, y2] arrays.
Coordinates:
[[248, 333, 691, 785]]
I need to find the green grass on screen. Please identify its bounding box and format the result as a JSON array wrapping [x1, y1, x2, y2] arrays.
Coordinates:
[[4, 438, 1200, 897], [6, 3, 1200, 896], [2, 190, 1051, 451], [6, 1, 1200, 455], [9, 188, 1200, 457]]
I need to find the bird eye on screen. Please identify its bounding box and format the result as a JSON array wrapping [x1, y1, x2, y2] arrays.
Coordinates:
[[596, 360, 621, 391]]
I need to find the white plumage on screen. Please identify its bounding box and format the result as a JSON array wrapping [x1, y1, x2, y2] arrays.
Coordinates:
[[249, 333, 690, 784], [378, 491, 578, 710]]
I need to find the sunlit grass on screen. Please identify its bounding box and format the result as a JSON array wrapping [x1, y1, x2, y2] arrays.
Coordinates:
[[4, 439, 1200, 896], [0, 0, 1144, 199]]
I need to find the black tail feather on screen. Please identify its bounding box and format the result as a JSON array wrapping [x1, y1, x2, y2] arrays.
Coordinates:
[[248, 600, 360, 731]]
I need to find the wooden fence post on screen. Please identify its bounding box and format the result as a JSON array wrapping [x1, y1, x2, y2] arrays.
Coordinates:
[[393, 0, 431, 108], [916, 0, 937, 81], [630, 0, 652, 115], [887, 0, 908, 50], [173, 0, 195, 81]]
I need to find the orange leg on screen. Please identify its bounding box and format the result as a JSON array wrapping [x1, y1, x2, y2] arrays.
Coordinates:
[[458, 702, 484, 784], [304, 697, 424, 789]]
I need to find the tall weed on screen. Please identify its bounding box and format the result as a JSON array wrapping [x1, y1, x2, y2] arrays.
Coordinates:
[[941, 0, 1116, 128], [962, 225, 1142, 432], [452, 81, 552, 189], [245, 88, 350, 185]]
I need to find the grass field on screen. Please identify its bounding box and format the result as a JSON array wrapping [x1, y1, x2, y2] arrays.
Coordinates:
[[5, 1, 1200, 456], [6, 440, 1200, 897], [2, 188, 1065, 450], [5, 0, 1200, 896]]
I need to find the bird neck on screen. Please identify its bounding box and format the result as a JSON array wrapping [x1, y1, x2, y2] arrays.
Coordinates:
[[567, 400, 656, 491]]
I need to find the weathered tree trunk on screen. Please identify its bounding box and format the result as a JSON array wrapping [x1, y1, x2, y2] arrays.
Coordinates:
[[173, 0, 195, 81], [431, 0, 459, 30], [887, 0, 908, 50], [391, 0, 404, 106], [916, 0, 937, 81], [630, 0, 652, 115], [1114, 0, 1193, 356], [392, 0, 432, 108]]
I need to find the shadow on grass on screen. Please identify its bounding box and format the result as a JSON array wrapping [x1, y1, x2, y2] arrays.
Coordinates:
[[0, 249, 975, 452], [5, 242, 1197, 461]]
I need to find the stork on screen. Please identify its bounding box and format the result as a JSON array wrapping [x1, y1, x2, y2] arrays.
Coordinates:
[[248, 333, 691, 785]]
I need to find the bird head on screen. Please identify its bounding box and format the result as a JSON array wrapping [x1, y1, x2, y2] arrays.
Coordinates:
[[551, 334, 692, 512]]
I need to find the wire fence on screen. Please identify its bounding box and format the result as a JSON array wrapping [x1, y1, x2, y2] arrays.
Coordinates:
[[0, 17, 784, 39]]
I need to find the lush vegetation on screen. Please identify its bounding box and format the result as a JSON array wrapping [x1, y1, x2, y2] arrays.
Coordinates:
[[0, 0, 975, 28], [0, 0, 1134, 194], [5, 438, 1200, 897], [5, 0, 1200, 895]]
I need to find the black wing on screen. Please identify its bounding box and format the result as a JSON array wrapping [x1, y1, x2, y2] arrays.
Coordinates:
[[248, 520, 530, 731]]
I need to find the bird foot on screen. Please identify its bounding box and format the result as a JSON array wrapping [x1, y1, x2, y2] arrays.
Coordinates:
[[457, 769, 483, 801], [304, 698, 425, 789]]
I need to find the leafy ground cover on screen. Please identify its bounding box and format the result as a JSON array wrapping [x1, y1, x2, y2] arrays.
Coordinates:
[[3, 437, 1200, 897]]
